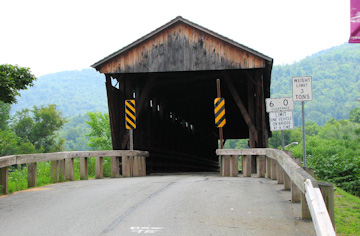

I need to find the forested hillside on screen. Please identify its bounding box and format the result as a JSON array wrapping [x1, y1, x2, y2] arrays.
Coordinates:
[[10, 43, 360, 126], [271, 43, 360, 126], [11, 69, 107, 117]]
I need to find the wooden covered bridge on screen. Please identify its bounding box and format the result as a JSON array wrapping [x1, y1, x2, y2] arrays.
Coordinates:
[[91, 16, 273, 174]]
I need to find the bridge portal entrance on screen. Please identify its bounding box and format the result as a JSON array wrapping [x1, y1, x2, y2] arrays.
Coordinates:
[[92, 16, 273, 174]]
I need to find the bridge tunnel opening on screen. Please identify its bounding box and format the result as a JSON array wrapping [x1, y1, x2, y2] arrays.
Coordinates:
[[105, 69, 267, 174]]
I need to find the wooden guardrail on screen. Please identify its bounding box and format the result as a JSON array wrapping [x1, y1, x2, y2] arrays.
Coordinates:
[[0, 150, 149, 195], [216, 148, 336, 236]]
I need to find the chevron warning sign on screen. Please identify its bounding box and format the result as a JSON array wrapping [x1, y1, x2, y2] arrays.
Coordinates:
[[214, 97, 226, 128], [125, 100, 136, 130]]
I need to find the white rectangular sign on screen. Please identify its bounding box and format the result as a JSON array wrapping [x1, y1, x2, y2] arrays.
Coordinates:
[[269, 111, 294, 131], [265, 97, 294, 113], [292, 76, 313, 101]]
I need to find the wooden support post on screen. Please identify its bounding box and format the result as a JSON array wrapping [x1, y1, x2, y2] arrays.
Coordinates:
[[80, 157, 88, 180], [65, 158, 74, 181], [283, 171, 291, 190], [0, 167, 8, 194], [95, 157, 103, 179], [302, 193, 312, 220], [270, 159, 277, 180], [291, 182, 301, 203], [319, 182, 335, 227], [242, 155, 252, 177], [220, 155, 238, 177], [140, 156, 146, 176], [59, 159, 65, 181], [266, 157, 271, 178], [276, 162, 284, 184], [256, 155, 266, 178], [28, 163, 37, 188], [122, 156, 132, 177], [50, 161, 59, 183], [111, 156, 120, 178]]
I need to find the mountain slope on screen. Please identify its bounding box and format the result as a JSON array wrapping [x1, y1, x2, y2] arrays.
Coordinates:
[[11, 68, 107, 117], [271, 43, 360, 126]]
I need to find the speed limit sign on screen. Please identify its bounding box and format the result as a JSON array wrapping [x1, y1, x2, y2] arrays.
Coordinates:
[[265, 97, 294, 112]]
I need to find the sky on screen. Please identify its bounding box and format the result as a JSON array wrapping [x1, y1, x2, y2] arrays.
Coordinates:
[[0, 0, 350, 77]]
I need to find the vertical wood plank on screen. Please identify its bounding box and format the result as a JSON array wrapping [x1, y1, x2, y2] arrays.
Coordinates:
[[242, 155, 252, 177], [266, 157, 271, 178], [50, 160, 59, 183], [80, 157, 88, 180], [270, 159, 277, 180], [0, 167, 8, 194], [59, 159, 65, 181], [122, 156, 132, 177], [28, 163, 37, 188], [256, 155, 266, 178], [302, 193, 312, 219], [230, 155, 238, 177], [95, 157, 103, 179], [319, 182, 335, 227], [292, 182, 301, 203], [65, 158, 74, 181], [276, 162, 284, 184], [283, 171, 291, 190], [111, 156, 120, 178]]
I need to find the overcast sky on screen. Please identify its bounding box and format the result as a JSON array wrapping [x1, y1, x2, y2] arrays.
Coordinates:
[[0, 0, 350, 77]]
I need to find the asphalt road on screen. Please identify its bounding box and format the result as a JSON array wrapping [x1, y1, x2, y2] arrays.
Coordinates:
[[0, 173, 315, 236]]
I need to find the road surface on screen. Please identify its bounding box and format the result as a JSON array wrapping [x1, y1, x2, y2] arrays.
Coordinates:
[[0, 173, 315, 235]]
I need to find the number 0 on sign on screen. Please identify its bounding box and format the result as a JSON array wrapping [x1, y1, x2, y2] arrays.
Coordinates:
[[214, 98, 226, 128]]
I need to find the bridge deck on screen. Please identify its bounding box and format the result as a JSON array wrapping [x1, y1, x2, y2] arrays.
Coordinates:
[[0, 173, 315, 236]]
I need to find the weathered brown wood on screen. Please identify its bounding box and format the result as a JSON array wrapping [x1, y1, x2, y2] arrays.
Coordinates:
[[216, 149, 266, 156], [292, 182, 301, 203], [111, 156, 120, 178], [266, 156, 271, 178], [122, 156, 132, 177], [276, 162, 284, 184], [0, 167, 8, 194], [50, 160, 59, 182], [283, 171, 291, 190], [95, 157, 103, 179], [223, 76, 258, 142], [270, 159, 277, 180], [302, 193, 311, 219], [59, 159, 65, 181], [92, 18, 268, 74], [319, 182, 335, 227], [28, 163, 37, 188], [220, 155, 230, 177], [65, 158, 74, 181], [0, 155, 16, 168], [256, 155, 266, 178], [242, 155, 252, 177], [80, 157, 88, 180]]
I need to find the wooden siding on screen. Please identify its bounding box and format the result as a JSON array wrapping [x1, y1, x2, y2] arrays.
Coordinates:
[[97, 22, 266, 74]]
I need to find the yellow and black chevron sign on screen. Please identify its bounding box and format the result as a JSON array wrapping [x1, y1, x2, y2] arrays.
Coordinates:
[[214, 97, 226, 128], [125, 100, 136, 130]]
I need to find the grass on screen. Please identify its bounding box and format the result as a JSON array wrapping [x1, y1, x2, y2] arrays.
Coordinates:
[[5, 157, 113, 194], [334, 187, 360, 236]]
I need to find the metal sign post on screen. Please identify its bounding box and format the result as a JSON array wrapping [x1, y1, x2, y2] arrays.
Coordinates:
[[292, 76, 313, 167], [215, 79, 226, 149]]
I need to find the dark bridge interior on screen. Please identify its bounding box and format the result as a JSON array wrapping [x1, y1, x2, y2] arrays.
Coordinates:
[[92, 17, 273, 173]]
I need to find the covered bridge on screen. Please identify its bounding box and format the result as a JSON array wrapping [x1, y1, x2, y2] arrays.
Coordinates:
[[91, 16, 273, 173]]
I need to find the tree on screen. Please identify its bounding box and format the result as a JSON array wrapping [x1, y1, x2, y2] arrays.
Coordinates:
[[0, 101, 10, 130], [12, 104, 66, 153], [0, 64, 37, 104], [86, 112, 111, 150], [349, 107, 360, 123]]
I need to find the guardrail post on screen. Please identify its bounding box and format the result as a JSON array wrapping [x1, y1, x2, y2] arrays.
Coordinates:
[[111, 156, 120, 178], [266, 157, 271, 178], [133, 156, 146, 176], [270, 159, 277, 180], [256, 155, 266, 178], [51, 161, 59, 182], [291, 182, 301, 203], [318, 182, 335, 227], [95, 157, 103, 179], [302, 193, 312, 219], [221, 155, 238, 177], [65, 158, 74, 181], [28, 163, 37, 187], [0, 167, 8, 194], [242, 155, 252, 177], [80, 157, 88, 180], [122, 156, 132, 177], [283, 171, 291, 190], [59, 159, 65, 181], [276, 163, 284, 184]]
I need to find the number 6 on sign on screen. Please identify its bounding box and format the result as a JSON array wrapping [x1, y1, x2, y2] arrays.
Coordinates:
[[214, 97, 226, 128]]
